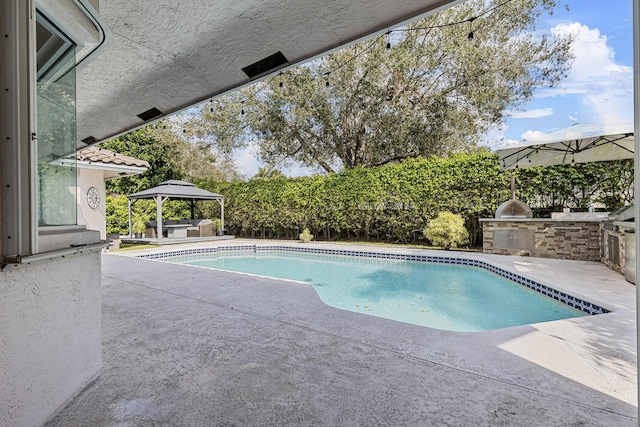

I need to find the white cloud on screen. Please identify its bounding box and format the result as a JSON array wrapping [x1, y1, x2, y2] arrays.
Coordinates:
[[521, 130, 549, 141], [233, 144, 261, 178], [482, 123, 522, 149], [233, 143, 322, 178], [538, 22, 633, 123], [507, 108, 554, 119]]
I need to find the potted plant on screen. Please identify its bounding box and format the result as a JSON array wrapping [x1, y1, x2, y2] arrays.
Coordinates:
[[132, 219, 146, 239], [212, 218, 224, 236]]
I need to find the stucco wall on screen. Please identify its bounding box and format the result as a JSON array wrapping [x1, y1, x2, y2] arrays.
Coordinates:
[[0, 253, 102, 427], [77, 168, 106, 239]]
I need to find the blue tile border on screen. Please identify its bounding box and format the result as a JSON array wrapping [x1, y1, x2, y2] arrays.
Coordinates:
[[138, 245, 609, 316]]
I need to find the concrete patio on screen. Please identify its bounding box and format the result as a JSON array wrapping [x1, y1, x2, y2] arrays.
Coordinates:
[[46, 241, 637, 426]]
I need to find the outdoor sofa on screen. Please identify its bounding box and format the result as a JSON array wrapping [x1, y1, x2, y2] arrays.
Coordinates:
[[145, 219, 213, 238]]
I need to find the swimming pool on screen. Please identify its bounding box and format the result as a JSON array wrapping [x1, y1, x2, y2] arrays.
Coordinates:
[[144, 246, 607, 332]]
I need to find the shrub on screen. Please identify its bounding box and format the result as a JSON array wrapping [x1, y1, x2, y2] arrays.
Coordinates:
[[423, 212, 469, 249], [299, 228, 314, 243], [132, 218, 146, 234]]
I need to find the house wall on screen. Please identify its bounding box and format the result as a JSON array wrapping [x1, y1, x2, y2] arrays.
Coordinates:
[[77, 168, 107, 239], [0, 1, 104, 425], [0, 253, 102, 427]]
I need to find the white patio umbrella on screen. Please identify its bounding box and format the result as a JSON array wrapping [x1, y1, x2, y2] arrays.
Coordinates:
[[497, 123, 634, 170]]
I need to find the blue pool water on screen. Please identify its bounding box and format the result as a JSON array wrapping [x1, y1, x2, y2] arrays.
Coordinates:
[[161, 250, 585, 332]]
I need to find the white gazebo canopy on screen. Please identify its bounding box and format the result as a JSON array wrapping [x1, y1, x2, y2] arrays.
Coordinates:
[[127, 180, 225, 239], [496, 123, 634, 170]]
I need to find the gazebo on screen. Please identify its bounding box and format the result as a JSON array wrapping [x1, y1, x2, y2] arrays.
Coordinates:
[[127, 180, 225, 239]]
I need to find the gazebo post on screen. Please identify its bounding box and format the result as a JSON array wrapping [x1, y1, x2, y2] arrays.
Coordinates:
[[190, 199, 195, 220], [156, 195, 166, 239], [127, 198, 132, 238], [216, 198, 224, 235]]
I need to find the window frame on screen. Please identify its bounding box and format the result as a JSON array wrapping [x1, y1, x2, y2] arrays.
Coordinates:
[[1, 0, 109, 263]]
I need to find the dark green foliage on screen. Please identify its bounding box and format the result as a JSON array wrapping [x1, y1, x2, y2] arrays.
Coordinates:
[[196, 153, 633, 246], [101, 124, 184, 195], [106, 195, 192, 235], [107, 152, 633, 243], [515, 160, 634, 214], [198, 152, 506, 245]]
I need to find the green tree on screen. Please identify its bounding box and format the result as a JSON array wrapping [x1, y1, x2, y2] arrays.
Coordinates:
[[100, 124, 184, 195], [196, 0, 572, 173], [101, 123, 240, 196]]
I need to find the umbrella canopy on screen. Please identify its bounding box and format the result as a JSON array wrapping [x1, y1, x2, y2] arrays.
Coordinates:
[[497, 123, 634, 170]]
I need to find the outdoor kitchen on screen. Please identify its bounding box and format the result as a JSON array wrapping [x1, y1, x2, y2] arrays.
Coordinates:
[[481, 124, 635, 284]]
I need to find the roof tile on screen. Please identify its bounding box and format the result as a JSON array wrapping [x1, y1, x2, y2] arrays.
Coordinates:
[[76, 146, 150, 168]]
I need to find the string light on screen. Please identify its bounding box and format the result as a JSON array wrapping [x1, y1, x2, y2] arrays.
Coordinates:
[[192, 0, 516, 115]]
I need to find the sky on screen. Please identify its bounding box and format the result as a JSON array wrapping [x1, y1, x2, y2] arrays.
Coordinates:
[[233, 0, 635, 178], [490, 0, 634, 147]]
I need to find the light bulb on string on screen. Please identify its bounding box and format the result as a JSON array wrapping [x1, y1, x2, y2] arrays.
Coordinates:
[[467, 17, 475, 42]]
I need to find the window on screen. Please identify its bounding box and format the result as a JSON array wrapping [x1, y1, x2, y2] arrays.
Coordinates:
[[36, 12, 77, 226]]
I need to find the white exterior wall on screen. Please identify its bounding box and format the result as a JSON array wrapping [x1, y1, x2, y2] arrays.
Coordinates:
[[77, 168, 107, 239], [0, 253, 102, 427]]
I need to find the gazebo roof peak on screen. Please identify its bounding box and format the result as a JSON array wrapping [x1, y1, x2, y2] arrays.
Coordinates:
[[159, 179, 196, 187]]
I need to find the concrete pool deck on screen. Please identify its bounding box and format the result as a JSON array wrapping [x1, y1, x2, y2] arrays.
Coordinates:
[[46, 240, 637, 426]]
